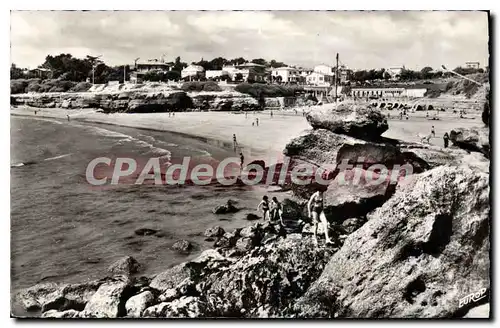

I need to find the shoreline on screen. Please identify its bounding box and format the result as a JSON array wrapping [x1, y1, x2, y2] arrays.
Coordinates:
[[10, 106, 312, 163]]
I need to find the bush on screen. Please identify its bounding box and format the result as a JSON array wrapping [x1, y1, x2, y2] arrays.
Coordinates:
[[26, 82, 42, 93], [181, 81, 222, 92], [11, 79, 29, 94], [235, 83, 303, 98], [70, 82, 92, 92]]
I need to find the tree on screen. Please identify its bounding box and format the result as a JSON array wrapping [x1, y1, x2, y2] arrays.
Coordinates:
[[269, 60, 287, 68], [165, 70, 181, 81], [208, 57, 228, 70], [421, 66, 434, 79], [228, 57, 247, 66], [251, 58, 267, 66], [10, 64, 24, 79], [172, 56, 187, 72], [234, 73, 244, 82]]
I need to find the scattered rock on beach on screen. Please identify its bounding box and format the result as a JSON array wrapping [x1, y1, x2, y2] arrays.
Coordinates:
[[108, 256, 141, 276], [203, 226, 225, 238], [245, 213, 261, 221], [134, 228, 159, 236], [172, 240, 193, 254], [212, 200, 240, 214]]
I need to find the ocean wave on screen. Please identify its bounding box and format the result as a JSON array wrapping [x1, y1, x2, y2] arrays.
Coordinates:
[[44, 153, 72, 161], [83, 125, 172, 161], [15, 116, 64, 125]]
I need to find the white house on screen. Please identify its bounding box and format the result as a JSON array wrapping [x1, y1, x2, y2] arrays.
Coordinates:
[[131, 59, 172, 83], [206, 70, 229, 80], [313, 64, 334, 76], [300, 68, 313, 78], [181, 64, 205, 80], [387, 67, 404, 79], [271, 67, 300, 83], [306, 71, 332, 86], [222, 64, 268, 82], [464, 62, 480, 69]]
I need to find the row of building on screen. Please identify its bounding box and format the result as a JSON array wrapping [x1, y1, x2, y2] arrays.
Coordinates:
[[130, 58, 484, 86], [130, 59, 361, 86]]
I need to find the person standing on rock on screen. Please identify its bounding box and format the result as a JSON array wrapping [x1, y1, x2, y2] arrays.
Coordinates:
[[257, 195, 270, 221], [443, 132, 450, 148], [270, 197, 283, 224], [255, 118, 259, 127], [308, 190, 333, 246]]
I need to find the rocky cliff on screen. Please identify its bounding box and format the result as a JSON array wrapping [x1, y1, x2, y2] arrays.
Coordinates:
[[13, 102, 490, 319], [11, 87, 260, 113]]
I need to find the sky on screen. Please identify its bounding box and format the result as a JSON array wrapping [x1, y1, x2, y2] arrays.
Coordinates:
[[10, 11, 490, 71]]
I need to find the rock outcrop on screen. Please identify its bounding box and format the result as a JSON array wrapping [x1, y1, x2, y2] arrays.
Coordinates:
[[449, 127, 490, 158], [294, 165, 490, 318], [306, 103, 388, 139], [11, 88, 261, 112]]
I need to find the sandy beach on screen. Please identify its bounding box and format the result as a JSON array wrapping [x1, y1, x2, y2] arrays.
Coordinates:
[[11, 105, 484, 156]]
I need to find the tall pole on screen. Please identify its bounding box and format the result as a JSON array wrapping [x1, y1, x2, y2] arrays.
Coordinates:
[[334, 53, 339, 102], [123, 65, 126, 84]]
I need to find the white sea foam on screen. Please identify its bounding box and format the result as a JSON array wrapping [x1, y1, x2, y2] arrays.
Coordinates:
[[44, 153, 72, 161], [86, 125, 172, 161]]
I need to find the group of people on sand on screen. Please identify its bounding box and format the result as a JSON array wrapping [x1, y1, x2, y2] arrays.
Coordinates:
[[256, 189, 333, 246]]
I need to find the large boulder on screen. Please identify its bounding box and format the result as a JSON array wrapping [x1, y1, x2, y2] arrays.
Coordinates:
[[82, 278, 131, 318], [295, 165, 490, 318], [284, 129, 428, 178], [15, 280, 103, 313], [125, 291, 155, 318], [322, 168, 396, 223], [306, 102, 388, 139], [449, 127, 490, 158], [149, 264, 191, 293]]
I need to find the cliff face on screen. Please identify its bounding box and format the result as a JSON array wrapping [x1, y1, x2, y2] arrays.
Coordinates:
[[11, 89, 260, 113]]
